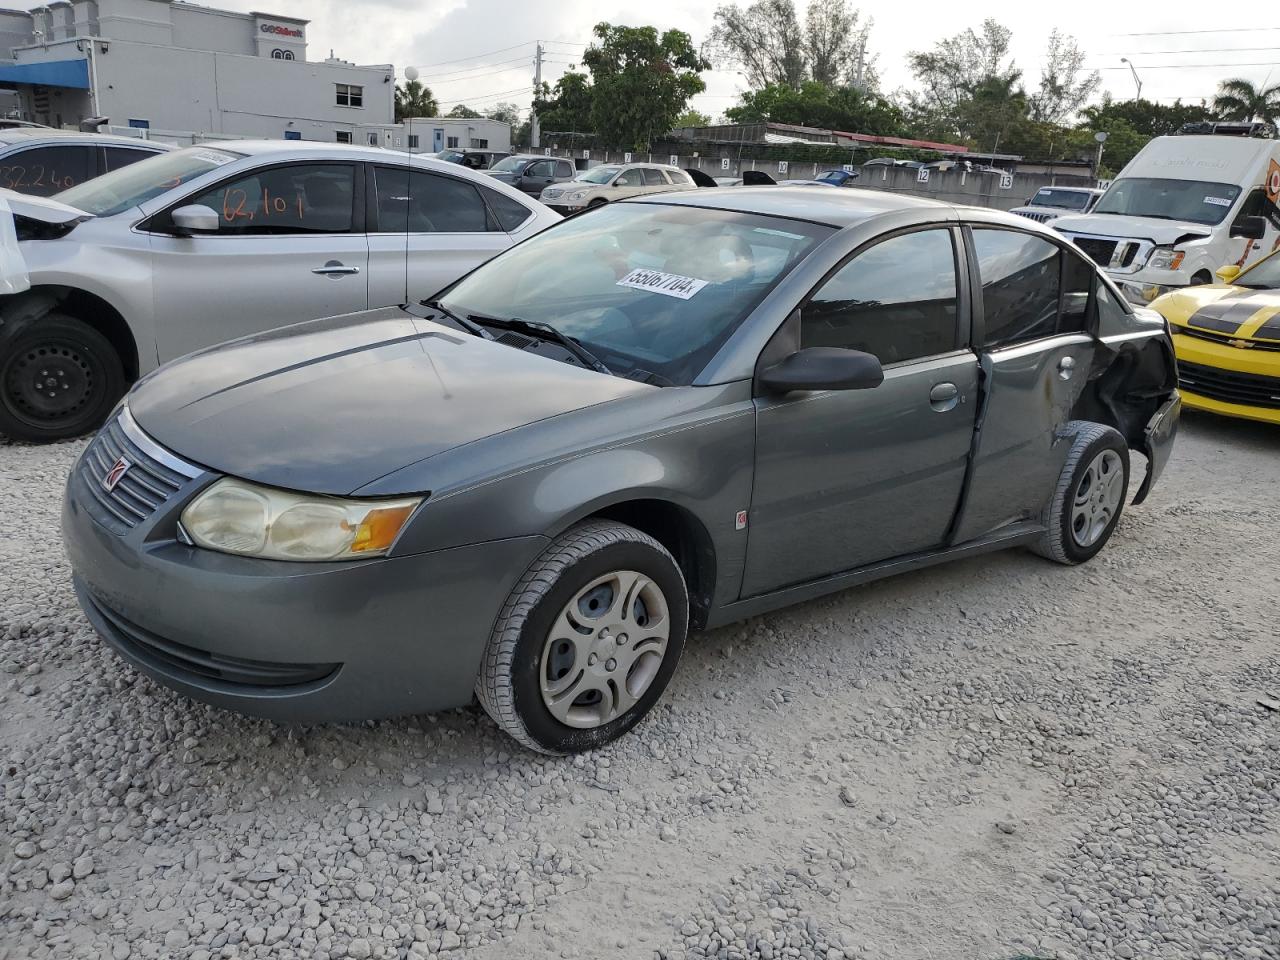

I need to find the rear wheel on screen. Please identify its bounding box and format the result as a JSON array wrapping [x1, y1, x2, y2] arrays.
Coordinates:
[[476, 520, 689, 754], [0, 313, 125, 442], [1032, 422, 1130, 565]]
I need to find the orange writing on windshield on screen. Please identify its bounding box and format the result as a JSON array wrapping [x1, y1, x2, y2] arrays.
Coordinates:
[[222, 187, 307, 223]]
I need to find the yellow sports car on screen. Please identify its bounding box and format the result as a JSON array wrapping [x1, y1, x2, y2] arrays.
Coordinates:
[[1150, 251, 1280, 424]]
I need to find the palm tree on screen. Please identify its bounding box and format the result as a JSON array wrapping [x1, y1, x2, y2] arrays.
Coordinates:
[[395, 80, 438, 121], [1212, 78, 1280, 126]]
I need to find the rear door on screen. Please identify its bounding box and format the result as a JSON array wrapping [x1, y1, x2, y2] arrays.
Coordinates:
[[744, 226, 979, 596], [949, 227, 1098, 542], [641, 167, 671, 196], [366, 164, 512, 306], [149, 161, 368, 361]]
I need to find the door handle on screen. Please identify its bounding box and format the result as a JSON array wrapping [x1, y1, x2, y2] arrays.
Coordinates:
[[313, 261, 360, 277], [929, 381, 959, 411], [1058, 356, 1076, 380]]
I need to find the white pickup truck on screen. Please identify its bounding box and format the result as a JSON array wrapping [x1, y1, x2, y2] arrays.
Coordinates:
[[1054, 124, 1280, 304]]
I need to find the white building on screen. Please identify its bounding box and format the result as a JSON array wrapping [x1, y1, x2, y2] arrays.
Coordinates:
[[356, 117, 513, 155], [0, 0, 394, 142]]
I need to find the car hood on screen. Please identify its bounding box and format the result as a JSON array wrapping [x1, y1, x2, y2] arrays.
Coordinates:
[[1152, 283, 1280, 340], [1053, 212, 1213, 245], [127, 308, 650, 496]]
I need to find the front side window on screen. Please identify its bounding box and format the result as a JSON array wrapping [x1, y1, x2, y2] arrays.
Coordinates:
[[1093, 177, 1243, 226], [438, 203, 831, 385], [186, 163, 355, 234], [372, 166, 490, 233], [58, 146, 241, 217], [973, 228, 1061, 347], [614, 168, 643, 187], [0, 145, 93, 196], [336, 84, 363, 108], [525, 160, 554, 178], [802, 229, 959, 364]]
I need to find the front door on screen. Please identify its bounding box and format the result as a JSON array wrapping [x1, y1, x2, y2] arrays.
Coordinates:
[[744, 227, 979, 597], [366, 165, 513, 306], [519, 158, 557, 195], [150, 162, 367, 362]]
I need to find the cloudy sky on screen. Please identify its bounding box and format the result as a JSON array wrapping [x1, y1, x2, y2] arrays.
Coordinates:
[[189, 0, 1278, 121]]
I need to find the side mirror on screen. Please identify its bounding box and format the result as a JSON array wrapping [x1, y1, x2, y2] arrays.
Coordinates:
[[759, 347, 884, 394], [171, 204, 220, 234], [1229, 215, 1266, 240], [1215, 264, 1242, 284]]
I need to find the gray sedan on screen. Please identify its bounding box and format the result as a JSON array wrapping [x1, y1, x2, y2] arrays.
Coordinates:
[[62, 189, 1181, 754]]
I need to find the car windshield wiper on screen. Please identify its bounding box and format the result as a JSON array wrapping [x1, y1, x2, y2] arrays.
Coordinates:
[[477, 316, 613, 375], [423, 300, 493, 340]]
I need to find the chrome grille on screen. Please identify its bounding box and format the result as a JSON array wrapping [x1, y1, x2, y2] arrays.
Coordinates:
[[1014, 210, 1053, 223], [78, 410, 201, 533]]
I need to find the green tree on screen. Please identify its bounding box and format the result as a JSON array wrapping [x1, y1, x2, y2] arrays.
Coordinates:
[[485, 102, 522, 128], [1081, 95, 1212, 137], [1030, 29, 1100, 124], [674, 109, 713, 128], [581, 23, 709, 150], [907, 18, 1018, 132], [533, 70, 595, 134], [726, 81, 904, 136], [1212, 78, 1280, 126], [447, 104, 483, 119], [394, 79, 438, 121], [708, 0, 877, 91]]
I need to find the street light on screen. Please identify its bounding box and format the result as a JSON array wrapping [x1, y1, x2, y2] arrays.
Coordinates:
[[1120, 58, 1142, 101]]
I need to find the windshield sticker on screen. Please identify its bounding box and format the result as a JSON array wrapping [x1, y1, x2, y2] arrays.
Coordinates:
[[754, 227, 808, 240], [1204, 196, 1233, 207], [191, 150, 234, 166], [617, 268, 709, 300]]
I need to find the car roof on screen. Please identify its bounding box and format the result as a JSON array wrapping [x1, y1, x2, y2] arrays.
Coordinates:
[[0, 129, 172, 149], [631, 185, 953, 226]]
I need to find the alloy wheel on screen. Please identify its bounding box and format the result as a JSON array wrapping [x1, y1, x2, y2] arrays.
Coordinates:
[[1071, 449, 1125, 548]]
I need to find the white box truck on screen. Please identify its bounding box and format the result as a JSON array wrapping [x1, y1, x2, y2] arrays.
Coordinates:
[[1054, 123, 1280, 304]]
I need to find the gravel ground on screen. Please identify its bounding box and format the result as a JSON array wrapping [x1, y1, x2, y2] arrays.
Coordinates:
[[1, 410, 1278, 960]]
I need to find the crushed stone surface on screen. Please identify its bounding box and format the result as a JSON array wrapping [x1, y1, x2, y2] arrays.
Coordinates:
[[1, 411, 1278, 959]]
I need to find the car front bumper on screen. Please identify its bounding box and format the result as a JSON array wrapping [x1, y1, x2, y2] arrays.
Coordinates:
[[1172, 331, 1280, 424], [543, 203, 583, 216], [62, 446, 548, 723]]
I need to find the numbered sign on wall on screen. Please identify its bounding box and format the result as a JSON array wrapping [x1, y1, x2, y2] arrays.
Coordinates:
[[544, 147, 551, 156], [842, 164, 854, 173], [581, 149, 590, 159], [721, 158, 731, 170], [1096, 178, 1113, 191], [777, 161, 788, 174], [624, 152, 633, 163], [916, 167, 930, 183], [999, 172, 1014, 190], [669, 155, 679, 166]]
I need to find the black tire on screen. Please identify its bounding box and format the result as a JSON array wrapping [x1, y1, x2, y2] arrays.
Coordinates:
[[587, 197, 607, 208], [1032, 421, 1130, 565], [0, 312, 125, 442], [476, 520, 689, 754]]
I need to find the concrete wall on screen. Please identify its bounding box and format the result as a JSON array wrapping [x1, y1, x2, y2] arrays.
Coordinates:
[[537, 146, 1095, 210], [170, 4, 254, 56], [0, 9, 34, 59]]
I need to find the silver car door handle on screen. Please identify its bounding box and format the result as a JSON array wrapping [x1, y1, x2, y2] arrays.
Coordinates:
[[1058, 356, 1076, 380], [929, 382, 959, 411], [313, 262, 360, 276]]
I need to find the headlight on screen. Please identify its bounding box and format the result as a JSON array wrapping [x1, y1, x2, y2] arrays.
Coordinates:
[[564, 190, 587, 202], [1148, 248, 1185, 271], [181, 478, 421, 561]]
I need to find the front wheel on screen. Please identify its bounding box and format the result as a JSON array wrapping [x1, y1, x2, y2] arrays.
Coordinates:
[[1032, 422, 1130, 565], [0, 313, 125, 443], [476, 521, 689, 754]]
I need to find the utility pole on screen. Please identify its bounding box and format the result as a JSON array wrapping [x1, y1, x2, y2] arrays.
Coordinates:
[[852, 35, 866, 93], [531, 42, 543, 149]]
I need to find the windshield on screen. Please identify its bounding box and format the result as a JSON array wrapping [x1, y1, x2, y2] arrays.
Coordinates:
[[1093, 177, 1242, 226], [578, 166, 619, 184], [490, 156, 530, 174], [1031, 188, 1092, 211], [56, 146, 240, 217], [1238, 249, 1280, 288], [438, 203, 832, 385]]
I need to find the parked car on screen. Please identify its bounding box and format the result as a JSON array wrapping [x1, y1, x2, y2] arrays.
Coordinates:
[[862, 158, 924, 169], [485, 154, 576, 195], [813, 169, 859, 187], [539, 162, 698, 215], [1148, 247, 1280, 424], [62, 187, 1180, 754], [0, 141, 558, 442], [1054, 127, 1280, 303], [1011, 186, 1104, 224], [0, 129, 171, 197], [433, 148, 510, 171]]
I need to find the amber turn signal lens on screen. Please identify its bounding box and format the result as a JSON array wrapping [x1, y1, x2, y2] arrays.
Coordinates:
[[351, 503, 418, 554]]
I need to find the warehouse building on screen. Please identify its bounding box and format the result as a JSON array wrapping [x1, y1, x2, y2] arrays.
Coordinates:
[[0, 0, 394, 142]]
